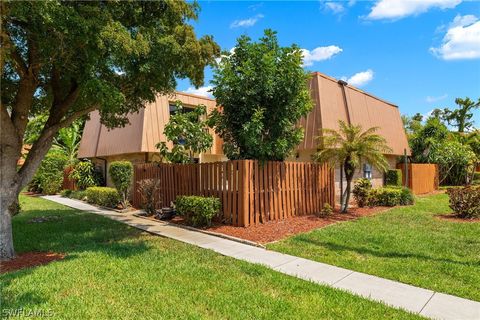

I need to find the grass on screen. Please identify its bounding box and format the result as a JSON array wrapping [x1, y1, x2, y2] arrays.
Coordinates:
[[268, 193, 480, 302], [0, 196, 422, 319]]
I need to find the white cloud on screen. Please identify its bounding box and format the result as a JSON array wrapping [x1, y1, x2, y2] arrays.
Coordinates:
[[324, 2, 345, 14], [301, 46, 343, 66], [183, 86, 213, 98], [426, 94, 448, 103], [366, 0, 461, 20], [341, 69, 374, 87], [430, 15, 480, 60], [230, 14, 264, 28]]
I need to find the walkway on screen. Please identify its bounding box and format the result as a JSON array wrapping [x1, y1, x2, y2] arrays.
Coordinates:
[[43, 195, 480, 320]]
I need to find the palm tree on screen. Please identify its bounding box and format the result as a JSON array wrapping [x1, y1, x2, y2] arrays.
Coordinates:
[[52, 122, 82, 164], [314, 121, 392, 213]]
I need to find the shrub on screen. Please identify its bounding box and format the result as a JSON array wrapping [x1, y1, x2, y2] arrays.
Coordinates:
[[69, 190, 87, 201], [60, 189, 73, 197], [60, 189, 87, 201], [137, 179, 161, 215], [368, 187, 402, 207], [317, 203, 333, 217], [109, 161, 133, 208], [352, 178, 372, 207], [386, 169, 402, 186], [399, 187, 415, 205], [85, 187, 121, 208], [69, 161, 102, 190], [27, 174, 43, 193], [175, 196, 221, 227], [29, 151, 68, 194], [446, 186, 480, 218]]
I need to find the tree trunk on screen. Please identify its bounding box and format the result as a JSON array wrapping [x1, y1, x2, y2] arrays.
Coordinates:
[[341, 159, 355, 213], [0, 191, 17, 261], [0, 157, 21, 261]]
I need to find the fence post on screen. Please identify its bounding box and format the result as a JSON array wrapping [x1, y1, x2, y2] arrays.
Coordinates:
[[238, 160, 249, 227]]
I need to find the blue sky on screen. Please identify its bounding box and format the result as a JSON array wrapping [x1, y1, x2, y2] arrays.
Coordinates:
[[176, 0, 480, 124]]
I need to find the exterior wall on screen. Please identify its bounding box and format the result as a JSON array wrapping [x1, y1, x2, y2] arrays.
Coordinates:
[[287, 149, 398, 198], [91, 153, 147, 188]]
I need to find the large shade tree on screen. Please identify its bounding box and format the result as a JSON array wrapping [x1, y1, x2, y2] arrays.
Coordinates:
[[0, 1, 219, 260], [208, 29, 312, 161], [314, 121, 392, 213]]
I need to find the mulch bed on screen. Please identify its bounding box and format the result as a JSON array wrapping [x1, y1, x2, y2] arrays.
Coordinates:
[[0, 252, 65, 274], [435, 214, 480, 223], [170, 206, 389, 244]]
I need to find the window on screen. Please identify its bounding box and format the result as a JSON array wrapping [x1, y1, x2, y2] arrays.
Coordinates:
[[363, 163, 372, 179], [169, 103, 194, 116]]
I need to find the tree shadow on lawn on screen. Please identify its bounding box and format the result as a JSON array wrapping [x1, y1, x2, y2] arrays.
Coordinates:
[[296, 237, 478, 267], [2, 207, 153, 310]]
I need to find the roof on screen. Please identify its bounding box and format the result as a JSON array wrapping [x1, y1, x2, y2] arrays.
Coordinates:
[[78, 72, 410, 159], [298, 72, 410, 156], [77, 92, 222, 158]]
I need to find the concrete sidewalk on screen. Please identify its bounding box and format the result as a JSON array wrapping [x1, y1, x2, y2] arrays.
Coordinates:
[[43, 195, 480, 320]]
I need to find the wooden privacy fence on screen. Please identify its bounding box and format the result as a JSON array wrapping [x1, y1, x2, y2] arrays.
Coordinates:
[[133, 160, 335, 227], [397, 163, 439, 195], [62, 166, 77, 191]]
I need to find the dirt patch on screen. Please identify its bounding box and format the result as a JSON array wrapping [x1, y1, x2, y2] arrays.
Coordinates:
[[170, 206, 389, 244], [0, 252, 65, 274], [435, 214, 480, 223]]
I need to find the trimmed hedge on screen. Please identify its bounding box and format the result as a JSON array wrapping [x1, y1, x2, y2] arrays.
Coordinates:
[[61, 189, 87, 201], [446, 186, 480, 218], [175, 196, 221, 227], [85, 187, 121, 208], [368, 187, 414, 207], [386, 169, 402, 187], [109, 161, 133, 207]]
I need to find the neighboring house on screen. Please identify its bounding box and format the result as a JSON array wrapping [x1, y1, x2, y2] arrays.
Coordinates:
[[77, 92, 224, 186], [78, 72, 409, 191]]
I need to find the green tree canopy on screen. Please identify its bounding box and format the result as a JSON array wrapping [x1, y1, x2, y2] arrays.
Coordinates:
[[156, 102, 213, 163], [208, 29, 313, 161], [441, 97, 480, 133], [0, 0, 219, 260]]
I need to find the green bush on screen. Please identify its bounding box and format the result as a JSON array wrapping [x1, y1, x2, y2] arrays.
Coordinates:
[[28, 152, 68, 194], [352, 178, 372, 207], [60, 189, 73, 197], [109, 161, 133, 208], [399, 187, 415, 205], [70, 161, 102, 190], [317, 203, 333, 217], [386, 169, 402, 186], [368, 187, 402, 207], [446, 186, 480, 218], [85, 187, 121, 208], [175, 196, 221, 227], [69, 190, 87, 201]]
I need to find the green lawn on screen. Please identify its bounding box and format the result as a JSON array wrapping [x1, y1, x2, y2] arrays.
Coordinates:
[[269, 193, 480, 302], [0, 196, 420, 319]]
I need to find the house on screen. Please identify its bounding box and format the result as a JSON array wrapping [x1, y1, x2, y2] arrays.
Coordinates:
[[294, 72, 410, 191], [77, 71, 409, 191], [77, 92, 224, 186]]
